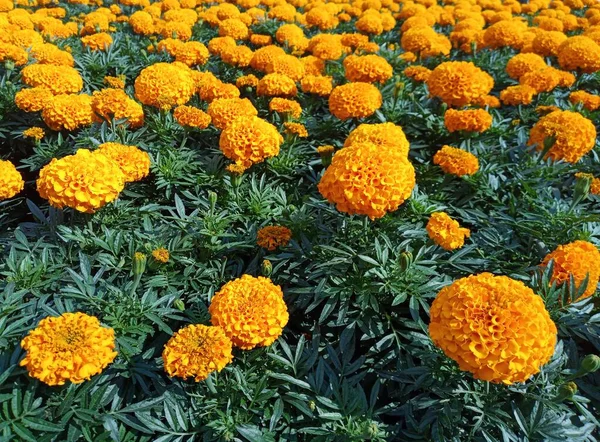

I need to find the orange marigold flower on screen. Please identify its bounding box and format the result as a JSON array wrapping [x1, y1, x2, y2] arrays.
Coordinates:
[[505, 53, 548, 80], [15, 87, 53, 112], [162, 324, 233, 381], [23, 127, 45, 141], [20, 312, 117, 386], [473, 95, 501, 109], [134, 62, 195, 108], [257, 225, 292, 250], [152, 248, 170, 263], [483, 19, 529, 49], [300, 75, 333, 96], [0, 159, 24, 201], [400, 26, 451, 58], [318, 142, 415, 219], [129, 11, 155, 35], [283, 122, 308, 137], [236, 74, 259, 89], [344, 54, 393, 83], [103, 75, 125, 89], [433, 145, 479, 176], [257, 73, 298, 97], [426, 61, 494, 107], [532, 30, 567, 57], [42, 94, 97, 132], [269, 98, 302, 119], [569, 90, 600, 111], [429, 273, 557, 384], [426, 212, 471, 251], [207, 98, 257, 130], [209, 275, 289, 350], [250, 45, 286, 72], [0, 43, 28, 66], [92, 88, 144, 128], [403, 65, 431, 82], [29, 43, 73, 66], [542, 240, 600, 300], [519, 67, 562, 93], [527, 110, 596, 163], [81, 32, 113, 51], [97, 142, 151, 183], [174, 41, 210, 67], [301, 55, 325, 76], [37, 149, 125, 213], [173, 105, 212, 129], [499, 84, 537, 106], [250, 34, 273, 46], [219, 116, 282, 168], [20, 64, 83, 95], [265, 53, 305, 81], [344, 122, 410, 157], [220, 44, 254, 68], [557, 36, 600, 73], [218, 18, 249, 40], [328, 82, 382, 120], [444, 108, 493, 133]]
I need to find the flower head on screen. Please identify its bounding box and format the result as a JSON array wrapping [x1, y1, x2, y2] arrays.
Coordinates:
[[429, 273, 557, 384], [20, 64, 83, 95], [344, 122, 410, 157], [283, 122, 308, 137], [0, 160, 24, 201], [344, 54, 393, 83], [209, 275, 289, 349], [20, 312, 117, 386], [433, 146, 479, 176], [207, 98, 257, 130], [97, 142, 151, 183], [219, 116, 282, 168], [426, 212, 471, 251], [558, 36, 600, 73], [42, 94, 97, 132], [162, 324, 233, 381], [152, 248, 170, 263], [328, 82, 382, 120], [444, 109, 493, 133], [257, 226, 292, 251], [173, 105, 211, 129], [23, 127, 45, 141], [134, 62, 195, 108], [426, 61, 493, 107]]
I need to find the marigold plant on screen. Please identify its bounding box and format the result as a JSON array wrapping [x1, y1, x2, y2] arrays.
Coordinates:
[[219, 116, 282, 167], [257, 226, 293, 251], [426, 212, 471, 251], [433, 146, 479, 176], [328, 82, 382, 120], [0, 159, 24, 201], [97, 143, 151, 183], [426, 61, 494, 107]]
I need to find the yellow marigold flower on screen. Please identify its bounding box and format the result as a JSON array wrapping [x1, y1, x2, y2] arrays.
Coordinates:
[[42, 94, 97, 132], [532, 30, 567, 57], [257, 225, 292, 251], [283, 122, 308, 137], [483, 19, 529, 49], [173, 105, 211, 129], [20, 312, 117, 386], [519, 67, 562, 93], [505, 53, 548, 80], [343, 122, 410, 157], [218, 18, 249, 40], [81, 32, 113, 51], [429, 273, 557, 384], [236, 74, 259, 89], [163, 324, 233, 381], [220, 45, 254, 68], [0, 159, 24, 201], [207, 98, 258, 130], [527, 110, 596, 163], [14, 87, 53, 113], [318, 142, 415, 220], [152, 247, 170, 263], [37, 149, 125, 213], [444, 109, 493, 133], [473, 95, 501, 109], [317, 145, 335, 155], [97, 142, 150, 183], [0, 43, 28, 66], [575, 172, 600, 195], [301, 55, 325, 76], [356, 13, 383, 35], [426, 61, 494, 107], [433, 146, 479, 176], [219, 116, 282, 168], [569, 90, 600, 111], [209, 275, 289, 349], [29, 43, 74, 66], [250, 45, 286, 72], [300, 75, 333, 96], [557, 36, 600, 73], [257, 73, 298, 97], [250, 34, 273, 46], [542, 240, 600, 300], [328, 82, 382, 120], [499, 85, 537, 106], [22, 127, 45, 142], [265, 53, 305, 82], [403, 65, 431, 82], [399, 51, 417, 63], [269, 98, 302, 119], [343, 54, 393, 83], [160, 22, 193, 41], [208, 36, 237, 56], [157, 38, 184, 57], [426, 212, 471, 251], [134, 62, 195, 108], [103, 75, 125, 89], [310, 37, 346, 61], [20, 64, 83, 95], [400, 26, 451, 58], [174, 41, 210, 67], [92, 88, 144, 128]]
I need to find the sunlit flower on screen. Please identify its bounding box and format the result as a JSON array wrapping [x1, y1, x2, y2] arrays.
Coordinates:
[[433, 145, 479, 176], [0, 159, 24, 201], [426, 212, 471, 251]]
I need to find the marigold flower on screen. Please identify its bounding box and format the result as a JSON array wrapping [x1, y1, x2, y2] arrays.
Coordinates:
[[557, 36, 600, 73], [236, 74, 259, 89], [257, 226, 292, 251], [29, 43, 73, 66], [483, 19, 529, 49], [403, 65, 431, 82], [0, 159, 24, 201], [81, 32, 113, 51], [209, 275, 289, 350], [207, 98, 257, 130], [0, 43, 28, 66], [21, 64, 83, 95], [575, 172, 600, 195], [23, 127, 45, 141], [426, 212, 470, 251], [14, 87, 53, 112], [97, 142, 150, 183], [265, 54, 305, 81], [283, 122, 308, 137], [426, 62, 494, 107], [37, 149, 125, 213], [220, 44, 253, 68], [344, 54, 393, 83], [250, 45, 286, 72], [20, 312, 117, 386], [499, 85, 537, 106], [300, 75, 333, 96], [257, 73, 298, 97], [519, 67, 562, 93], [269, 98, 302, 119], [344, 122, 410, 157], [505, 53, 548, 80], [444, 109, 493, 133], [542, 240, 600, 300], [318, 142, 415, 219], [162, 324, 232, 381], [104, 75, 125, 89], [174, 41, 210, 67], [250, 34, 273, 46], [152, 248, 170, 263], [528, 110, 596, 163], [173, 105, 211, 129], [401, 26, 451, 58], [532, 30, 568, 56], [218, 18, 249, 40], [433, 146, 479, 176], [219, 116, 282, 168], [129, 11, 155, 35], [329, 82, 382, 120], [569, 90, 600, 111], [92, 88, 144, 128], [42, 94, 97, 132], [134, 62, 195, 108], [429, 273, 557, 384]]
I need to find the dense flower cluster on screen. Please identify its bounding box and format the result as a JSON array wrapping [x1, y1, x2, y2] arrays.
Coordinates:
[[209, 275, 289, 350], [162, 324, 233, 381], [426, 62, 493, 107], [429, 273, 557, 384], [97, 143, 151, 183], [318, 142, 415, 219], [433, 146, 479, 176], [20, 312, 117, 386], [444, 109, 493, 133], [426, 212, 471, 251], [219, 116, 282, 168], [0, 160, 24, 201], [257, 226, 293, 251], [134, 62, 195, 108], [328, 82, 382, 120]]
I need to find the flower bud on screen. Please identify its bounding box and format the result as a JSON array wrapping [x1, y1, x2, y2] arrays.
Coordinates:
[[554, 382, 577, 402], [580, 354, 600, 374], [399, 251, 413, 271], [261, 259, 273, 277], [208, 191, 217, 210], [308, 400, 316, 411], [133, 252, 147, 275], [174, 299, 185, 311]]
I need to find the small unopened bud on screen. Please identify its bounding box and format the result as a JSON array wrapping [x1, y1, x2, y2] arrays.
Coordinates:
[[4, 60, 14, 71], [133, 252, 147, 275], [367, 423, 379, 437], [261, 259, 273, 277], [399, 251, 413, 271], [174, 299, 185, 311], [308, 400, 316, 411], [580, 354, 600, 374], [554, 382, 577, 402], [208, 191, 217, 210]]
